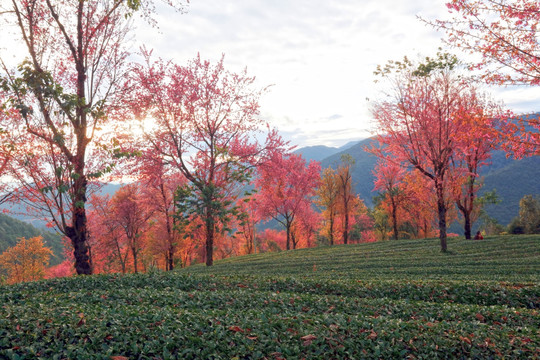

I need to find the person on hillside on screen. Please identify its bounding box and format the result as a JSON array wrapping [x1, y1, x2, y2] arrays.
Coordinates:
[[473, 231, 483, 240]]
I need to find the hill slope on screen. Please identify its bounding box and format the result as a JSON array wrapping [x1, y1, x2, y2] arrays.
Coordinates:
[[1, 236, 538, 358], [185, 235, 540, 282], [0, 214, 65, 266]]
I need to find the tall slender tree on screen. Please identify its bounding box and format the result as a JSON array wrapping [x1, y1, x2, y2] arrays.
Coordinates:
[[373, 160, 407, 240], [316, 167, 340, 245], [336, 155, 355, 245]]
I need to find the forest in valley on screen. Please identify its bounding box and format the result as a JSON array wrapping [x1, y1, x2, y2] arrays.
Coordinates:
[[0, 0, 539, 285]]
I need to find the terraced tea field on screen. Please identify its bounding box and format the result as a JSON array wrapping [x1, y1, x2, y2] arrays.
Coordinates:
[[1, 235, 539, 359]]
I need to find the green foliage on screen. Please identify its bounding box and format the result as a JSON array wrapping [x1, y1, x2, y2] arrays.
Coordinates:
[[508, 217, 526, 234], [174, 165, 254, 237], [507, 195, 540, 234], [477, 214, 505, 235], [374, 49, 459, 79], [0, 235, 539, 358]]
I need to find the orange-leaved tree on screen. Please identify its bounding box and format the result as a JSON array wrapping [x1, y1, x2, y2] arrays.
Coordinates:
[[316, 167, 340, 245], [372, 159, 408, 240], [336, 154, 356, 245], [0, 236, 53, 284]]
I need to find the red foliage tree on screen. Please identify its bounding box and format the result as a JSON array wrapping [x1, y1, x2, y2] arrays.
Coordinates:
[[110, 183, 154, 273], [257, 229, 287, 253], [0, 0, 186, 275], [449, 104, 501, 239], [372, 54, 500, 251], [373, 160, 407, 240], [88, 194, 130, 274], [236, 197, 261, 255], [429, 0, 540, 157], [255, 153, 321, 250], [131, 54, 285, 266], [137, 150, 186, 270]]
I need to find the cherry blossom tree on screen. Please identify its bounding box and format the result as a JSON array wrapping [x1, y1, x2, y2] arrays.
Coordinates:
[[428, 0, 540, 157], [137, 150, 186, 270], [372, 53, 501, 251], [450, 102, 501, 239], [110, 183, 154, 273], [255, 153, 321, 250], [131, 54, 285, 266], [0, 0, 187, 275]]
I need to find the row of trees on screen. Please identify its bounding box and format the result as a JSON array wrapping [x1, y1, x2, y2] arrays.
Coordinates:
[[78, 153, 371, 274], [2, 191, 536, 284], [0, 0, 538, 274]]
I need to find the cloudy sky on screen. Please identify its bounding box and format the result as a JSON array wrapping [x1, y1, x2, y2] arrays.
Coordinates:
[[4, 1, 538, 148], [136, 0, 455, 147]]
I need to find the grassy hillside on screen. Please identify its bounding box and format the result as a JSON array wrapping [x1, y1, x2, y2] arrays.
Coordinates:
[[1, 235, 539, 359], [0, 214, 64, 266], [184, 235, 540, 282]]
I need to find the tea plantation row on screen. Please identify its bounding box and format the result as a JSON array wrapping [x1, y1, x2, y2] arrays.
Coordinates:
[[0, 235, 539, 359]]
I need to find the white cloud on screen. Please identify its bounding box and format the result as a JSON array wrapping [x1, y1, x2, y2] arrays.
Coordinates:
[[131, 1, 540, 147]]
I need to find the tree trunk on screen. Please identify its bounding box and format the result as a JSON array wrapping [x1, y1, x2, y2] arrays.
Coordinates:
[[343, 211, 349, 245], [66, 177, 92, 275], [329, 215, 334, 246], [132, 245, 138, 273], [391, 199, 398, 240], [205, 214, 214, 266], [168, 245, 174, 271], [436, 182, 448, 252], [286, 220, 291, 250], [463, 212, 472, 240]]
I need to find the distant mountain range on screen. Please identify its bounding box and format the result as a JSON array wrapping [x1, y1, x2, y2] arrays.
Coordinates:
[[293, 140, 361, 162], [296, 137, 540, 227]]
